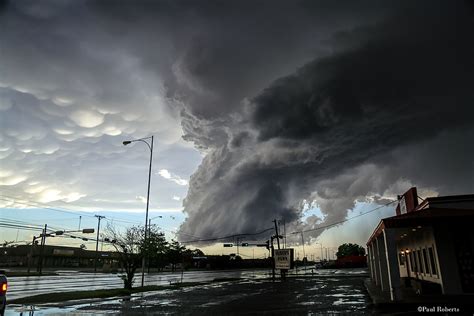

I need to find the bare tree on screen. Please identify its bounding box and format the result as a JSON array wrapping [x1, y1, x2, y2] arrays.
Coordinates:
[[106, 225, 143, 290]]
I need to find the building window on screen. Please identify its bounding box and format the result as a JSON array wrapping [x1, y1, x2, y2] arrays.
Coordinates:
[[417, 250, 424, 273], [428, 247, 438, 276], [412, 251, 418, 273], [399, 252, 406, 266], [422, 248, 430, 275]]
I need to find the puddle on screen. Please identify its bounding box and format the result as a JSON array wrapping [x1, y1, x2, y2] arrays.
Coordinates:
[[329, 293, 365, 298], [333, 298, 365, 305], [297, 301, 322, 306], [307, 284, 327, 291], [201, 293, 248, 307]]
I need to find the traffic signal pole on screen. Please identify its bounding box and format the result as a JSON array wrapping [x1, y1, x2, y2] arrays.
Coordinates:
[[273, 220, 280, 249], [270, 236, 275, 281], [94, 215, 105, 273], [37, 224, 47, 275], [273, 219, 287, 280]]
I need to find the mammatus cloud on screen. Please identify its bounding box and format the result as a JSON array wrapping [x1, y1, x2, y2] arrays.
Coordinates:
[[1, 1, 473, 244], [0, 0, 198, 213], [177, 2, 474, 242]]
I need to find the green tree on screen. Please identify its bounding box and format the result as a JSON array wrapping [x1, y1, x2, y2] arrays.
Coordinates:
[[182, 248, 205, 269], [142, 226, 168, 272], [335, 243, 365, 258], [166, 239, 186, 272]]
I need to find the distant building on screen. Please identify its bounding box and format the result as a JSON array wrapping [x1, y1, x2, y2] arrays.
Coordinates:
[[0, 245, 119, 270], [367, 187, 474, 301]]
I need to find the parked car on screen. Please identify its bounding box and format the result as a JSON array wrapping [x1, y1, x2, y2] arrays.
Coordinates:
[[0, 270, 7, 316]]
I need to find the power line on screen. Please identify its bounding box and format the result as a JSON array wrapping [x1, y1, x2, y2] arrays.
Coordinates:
[[0, 223, 43, 232], [0, 196, 142, 225], [294, 199, 397, 235], [0, 197, 96, 218], [180, 227, 274, 244], [2, 195, 398, 246], [180, 200, 397, 245]]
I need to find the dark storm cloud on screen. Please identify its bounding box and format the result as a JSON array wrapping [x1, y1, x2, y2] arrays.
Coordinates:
[[2, 0, 472, 243], [178, 1, 474, 242]]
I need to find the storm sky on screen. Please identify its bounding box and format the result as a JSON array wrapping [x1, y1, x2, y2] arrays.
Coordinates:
[[1, 1, 473, 246]]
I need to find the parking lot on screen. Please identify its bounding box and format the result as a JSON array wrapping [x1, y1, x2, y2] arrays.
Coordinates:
[[7, 275, 372, 315]]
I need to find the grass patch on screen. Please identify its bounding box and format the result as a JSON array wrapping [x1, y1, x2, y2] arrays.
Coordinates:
[[9, 282, 208, 305]]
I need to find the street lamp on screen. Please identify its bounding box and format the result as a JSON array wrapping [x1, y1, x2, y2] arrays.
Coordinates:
[[123, 136, 154, 287], [291, 231, 306, 272], [148, 215, 163, 234], [315, 242, 323, 261]]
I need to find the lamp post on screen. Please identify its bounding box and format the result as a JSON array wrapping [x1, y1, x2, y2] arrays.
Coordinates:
[[148, 215, 163, 236], [291, 231, 306, 272], [123, 136, 153, 288], [315, 242, 323, 261]]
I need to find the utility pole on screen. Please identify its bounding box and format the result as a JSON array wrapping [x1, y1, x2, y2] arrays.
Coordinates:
[[27, 235, 35, 274], [37, 224, 47, 275], [273, 219, 287, 280], [78, 216, 82, 230], [299, 231, 306, 272], [236, 237, 240, 256], [273, 219, 280, 249], [316, 242, 323, 261], [94, 215, 105, 272], [270, 236, 275, 281]]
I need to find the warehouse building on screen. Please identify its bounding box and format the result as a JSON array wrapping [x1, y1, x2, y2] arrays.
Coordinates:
[[367, 187, 474, 301]]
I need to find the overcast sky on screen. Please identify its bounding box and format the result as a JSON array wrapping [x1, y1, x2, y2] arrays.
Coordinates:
[[1, 1, 473, 253]]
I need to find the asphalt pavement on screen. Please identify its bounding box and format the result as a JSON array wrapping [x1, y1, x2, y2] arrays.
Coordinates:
[[7, 274, 372, 315], [6, 267, 368, 301]]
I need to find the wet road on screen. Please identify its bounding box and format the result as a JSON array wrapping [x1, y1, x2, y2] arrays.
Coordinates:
[[7, 269, 271, 300], [7, 268, 368, 301], [7, 276, 372, 315]]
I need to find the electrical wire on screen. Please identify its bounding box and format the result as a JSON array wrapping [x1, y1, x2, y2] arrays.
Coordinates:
[[295, 199, 397, 234], [180, 227, 274, 244], [0, 196, 142, 225], [1, 195, 398, 247], [180, 200, 397, 244]]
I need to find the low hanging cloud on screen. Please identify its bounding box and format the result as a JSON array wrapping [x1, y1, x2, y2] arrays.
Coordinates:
[[1, 1, 472, 242], [177, 1, 474, 242]]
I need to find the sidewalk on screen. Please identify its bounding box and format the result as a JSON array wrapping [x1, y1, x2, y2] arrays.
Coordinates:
[[364, 279, 474, 314]]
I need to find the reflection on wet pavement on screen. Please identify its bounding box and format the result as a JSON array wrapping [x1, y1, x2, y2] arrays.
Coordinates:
[[7, 276, 369, 315]]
